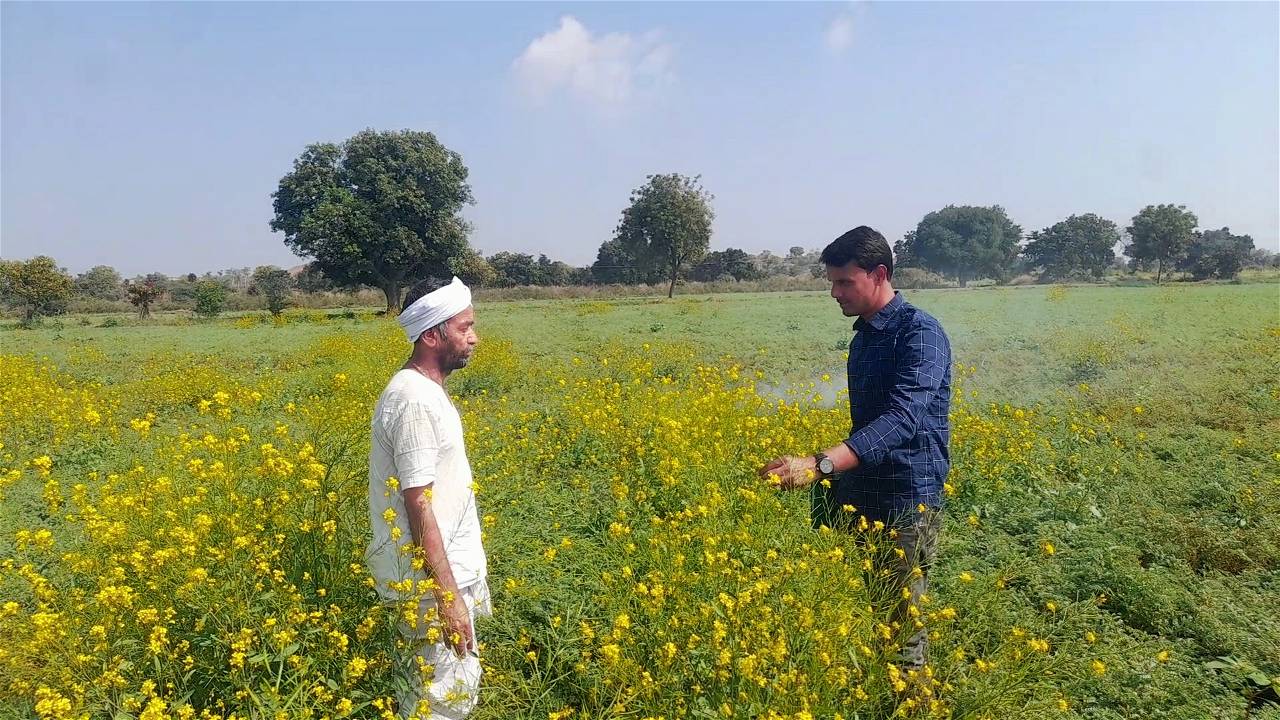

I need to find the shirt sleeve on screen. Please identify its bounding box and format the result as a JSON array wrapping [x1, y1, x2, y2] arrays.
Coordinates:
[[391, 402, 440, 490], [844, 321, 949, 467]]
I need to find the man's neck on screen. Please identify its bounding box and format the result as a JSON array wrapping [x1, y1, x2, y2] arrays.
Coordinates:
[[859, 287, 898, 323], [405, 352, 448, 385]]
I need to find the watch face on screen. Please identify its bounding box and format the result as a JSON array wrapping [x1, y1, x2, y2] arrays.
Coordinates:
[[819, 457, 835, 475]]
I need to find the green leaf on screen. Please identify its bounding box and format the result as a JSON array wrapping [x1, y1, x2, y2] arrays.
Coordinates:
[[1246, 671, 1272, 687]]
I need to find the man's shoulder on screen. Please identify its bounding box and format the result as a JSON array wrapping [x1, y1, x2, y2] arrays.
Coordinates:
[[379, 371, 448, 411], [896, 301, 948, 339]]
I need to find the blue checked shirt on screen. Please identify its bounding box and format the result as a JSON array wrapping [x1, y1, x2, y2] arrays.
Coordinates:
[[834, 292, 951, 520]]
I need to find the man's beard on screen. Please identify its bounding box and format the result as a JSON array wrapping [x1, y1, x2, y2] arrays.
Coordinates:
[[446, 347, 472, 371]]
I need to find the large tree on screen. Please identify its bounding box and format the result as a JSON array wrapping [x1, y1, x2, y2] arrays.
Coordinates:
[[1022, 213, 1119, 281], [270, 129, 474, 312], [1179, 227, 1254, 280], [614, 174, 715, 298], [905, 205, 1022, 286], [1124, 204, 1197, 285], [1, 256, 74, 321]]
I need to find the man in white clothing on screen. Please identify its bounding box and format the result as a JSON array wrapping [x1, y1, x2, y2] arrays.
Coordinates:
[[367, 276, 489, 720]]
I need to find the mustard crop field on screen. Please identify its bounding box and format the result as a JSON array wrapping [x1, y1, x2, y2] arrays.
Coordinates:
[[2, 284, 1277, 720]]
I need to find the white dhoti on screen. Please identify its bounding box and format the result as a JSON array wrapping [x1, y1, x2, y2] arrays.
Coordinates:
[[396, 578, 493, 720]]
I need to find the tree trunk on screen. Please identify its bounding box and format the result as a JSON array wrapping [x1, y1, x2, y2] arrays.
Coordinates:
[[1156, 259, 1163, 285], [667, 267, 677, 298], [381, 280, 401, 314]]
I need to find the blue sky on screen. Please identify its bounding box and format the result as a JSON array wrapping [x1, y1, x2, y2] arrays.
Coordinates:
[[3, 1, 1277, 276]]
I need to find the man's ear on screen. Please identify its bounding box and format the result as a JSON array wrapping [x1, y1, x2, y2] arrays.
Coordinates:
[[421, 324, 447, 347]]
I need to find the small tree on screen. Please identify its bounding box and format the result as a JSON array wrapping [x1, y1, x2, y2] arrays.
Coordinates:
[[1, 256, 74, 322], [614, 173, 715, 298], [1179, 227, 1254, 280], [1124, 204, 1197, 284], [690, 248, 763, 282], [193, 280, 228, 318], [487, 252, 538, 287], [75, 265, 124, 300], [536, 255, 575, 286], [251, 266, 294, 316], [893, 231, 920, 269], [125, 279, 165, 319], [450, 249, 498, 288]]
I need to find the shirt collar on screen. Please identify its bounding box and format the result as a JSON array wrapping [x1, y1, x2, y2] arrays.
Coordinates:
[[853, 292, 905, 332]]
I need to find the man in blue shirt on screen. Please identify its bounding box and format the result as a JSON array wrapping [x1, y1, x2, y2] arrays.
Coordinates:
[[759, 225, 952, 670]]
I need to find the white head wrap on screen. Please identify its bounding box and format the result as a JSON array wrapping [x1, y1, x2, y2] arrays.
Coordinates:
[[397, 276, 472, 343]]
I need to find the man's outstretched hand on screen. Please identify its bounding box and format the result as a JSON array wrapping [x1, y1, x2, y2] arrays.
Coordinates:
[[758, 455, 817, 490]]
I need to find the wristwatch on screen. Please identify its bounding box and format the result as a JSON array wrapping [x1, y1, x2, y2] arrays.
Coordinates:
[[814, 452, 835, 477]]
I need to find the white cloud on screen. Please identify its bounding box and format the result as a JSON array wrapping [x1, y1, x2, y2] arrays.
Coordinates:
[[826, 2, 872, 56], [825, 14, 855, 55], [512, 16, 673, 107]]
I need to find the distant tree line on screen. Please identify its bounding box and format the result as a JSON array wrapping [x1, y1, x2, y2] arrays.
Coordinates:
[[894, 204, 1264, 286], [0, 262, 309, 322], [4, 129, 1274, 322]]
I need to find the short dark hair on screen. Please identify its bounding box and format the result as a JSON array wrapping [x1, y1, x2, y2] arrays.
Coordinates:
[[401, 276, 452, 314], [820, 226, 893, 279]]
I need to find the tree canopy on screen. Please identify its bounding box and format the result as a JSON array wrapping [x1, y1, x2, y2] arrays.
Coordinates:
[[1, 256, 73, 321], [897, 205, 1022, 286], [271, 129, 474, 312], [1023, 214, 1119, 281], [612, 174, 715, 298], [1179, 227, 1254, 280], [1124, 204, 1197, 284]]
